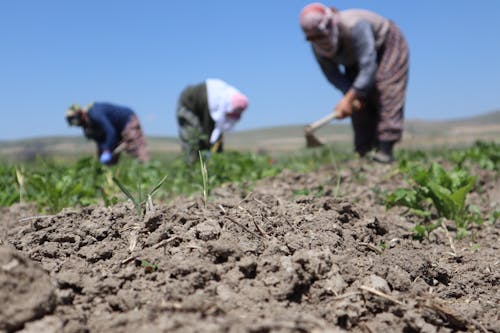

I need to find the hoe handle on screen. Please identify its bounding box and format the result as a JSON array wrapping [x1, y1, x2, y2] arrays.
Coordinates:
[[305, 112, 338, 133], [304, 99, 362, 133]]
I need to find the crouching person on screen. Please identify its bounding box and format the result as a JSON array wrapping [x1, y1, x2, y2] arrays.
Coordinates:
[[65, 102, 149, 165], [176, 78, 249, 164]]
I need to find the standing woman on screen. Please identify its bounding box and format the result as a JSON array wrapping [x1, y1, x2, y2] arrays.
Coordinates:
[[299, 3, 409, 163]]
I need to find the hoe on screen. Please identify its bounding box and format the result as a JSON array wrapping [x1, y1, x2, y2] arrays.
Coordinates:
[[304, 99, 361, 148]]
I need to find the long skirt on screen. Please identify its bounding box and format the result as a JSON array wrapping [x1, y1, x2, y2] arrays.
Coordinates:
[[350, 21, 410, 155], [121, 115, 149, 162]]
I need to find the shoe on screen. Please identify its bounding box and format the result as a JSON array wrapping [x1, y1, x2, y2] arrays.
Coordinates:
[[370, 151, 394, 164]]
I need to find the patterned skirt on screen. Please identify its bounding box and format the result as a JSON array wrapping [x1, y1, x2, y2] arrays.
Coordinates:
[[351, 21, 409, 153], [121, 115, 149, 162]]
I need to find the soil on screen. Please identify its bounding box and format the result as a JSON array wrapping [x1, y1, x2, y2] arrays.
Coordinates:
[[1, 160, 499, 333]]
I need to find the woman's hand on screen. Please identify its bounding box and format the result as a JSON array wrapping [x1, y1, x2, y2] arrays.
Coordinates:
[[334, 96, 354, 119], [334, 89, 363, 119]]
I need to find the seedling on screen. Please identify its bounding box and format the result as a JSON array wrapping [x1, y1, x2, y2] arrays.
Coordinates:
[[412, 221, 442, 240], [113, 174, 168, 219], [15, 167, 25, 203], [135, 259, 158, 273], [199, 151, 209, 206], [333, 176, 342, 199]]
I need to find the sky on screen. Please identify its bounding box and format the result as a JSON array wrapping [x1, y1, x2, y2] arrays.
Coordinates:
[[1, 1, 499, 140]]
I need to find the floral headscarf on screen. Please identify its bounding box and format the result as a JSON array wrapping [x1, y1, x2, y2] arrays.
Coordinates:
[[299, 3, 339, 58]]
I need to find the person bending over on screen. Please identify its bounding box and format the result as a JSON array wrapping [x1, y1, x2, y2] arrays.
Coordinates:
[[65, 102, 149, 165], [300, 3, 409, 163], [176, 78, 248, 163]]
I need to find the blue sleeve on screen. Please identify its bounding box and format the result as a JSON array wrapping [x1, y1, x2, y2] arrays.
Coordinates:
[[315, 52, 351, 94], [88, 105, 117, 151], [351, 21, 378, 97]]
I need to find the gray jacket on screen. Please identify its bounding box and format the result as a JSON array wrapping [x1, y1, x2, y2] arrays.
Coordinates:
[[314, 9, 390, 97]]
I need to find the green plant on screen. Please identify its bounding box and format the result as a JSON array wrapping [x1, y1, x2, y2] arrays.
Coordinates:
[[199, 151, 209, 206], [448, 141, 500, 171], [15, 167, 25, 203], [386, 162, 479, 238], [490, 210, 500, 224], [27, 158, 109, 213], [139, 260, 158, 273], [292, 188, 310, 196], [0, 165, 19, 206], [113, 174, 168, 218], [412, 221, 442, 240]]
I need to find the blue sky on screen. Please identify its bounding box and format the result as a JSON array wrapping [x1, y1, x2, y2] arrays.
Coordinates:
[[1, 1, 499, 140]]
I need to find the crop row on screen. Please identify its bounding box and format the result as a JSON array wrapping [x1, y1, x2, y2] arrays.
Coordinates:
[[1, 141, 498, 238]]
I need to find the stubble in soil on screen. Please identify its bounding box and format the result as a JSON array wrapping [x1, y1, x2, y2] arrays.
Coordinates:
[[1, 161, 499, 332]]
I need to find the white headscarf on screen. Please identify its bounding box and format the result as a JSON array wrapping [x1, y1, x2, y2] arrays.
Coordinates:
[[206, 79, 248, 144]]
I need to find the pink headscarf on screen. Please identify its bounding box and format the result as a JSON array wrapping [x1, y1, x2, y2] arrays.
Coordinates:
[[299, 3, 339, 58], [231, 92, 249, 112]]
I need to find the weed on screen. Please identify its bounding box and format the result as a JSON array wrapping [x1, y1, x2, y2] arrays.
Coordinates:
[[113, 174, 168, 219], [199, 151, 209, 206]]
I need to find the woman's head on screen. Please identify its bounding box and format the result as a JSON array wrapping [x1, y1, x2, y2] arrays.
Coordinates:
[[300, 3, 331, 37], [227, 92, 248, 120], [65, 104, 84, 126], [299, 3, 339, 57]]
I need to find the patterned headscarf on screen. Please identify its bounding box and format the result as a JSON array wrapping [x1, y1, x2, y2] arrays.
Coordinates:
[[65, 104, 83, 126], [299, 3, 339, 58]]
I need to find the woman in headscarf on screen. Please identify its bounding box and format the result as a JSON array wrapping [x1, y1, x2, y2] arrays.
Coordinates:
[[176, 78, 249, 163], [65, 102, 149, 165], [300, 3, 409, 163]]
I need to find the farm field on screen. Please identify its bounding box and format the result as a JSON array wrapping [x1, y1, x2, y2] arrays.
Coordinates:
[[0, 127, 499, 331]]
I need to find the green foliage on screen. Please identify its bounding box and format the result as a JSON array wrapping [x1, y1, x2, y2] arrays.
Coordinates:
[[448, 141, 500, 171], [113, 172, 167, 218], [292, 185, 326, 197], [207, 151, 281, 183], [0, 150, 286, 212], [27, 157, 114, 213], [0, 164, 20, 206], [412, 221, 442, 240], [276, 145, 352, 173], [490, 210, 500, 224], [0, 141, 496, 226], [386, 161, 479, 238]]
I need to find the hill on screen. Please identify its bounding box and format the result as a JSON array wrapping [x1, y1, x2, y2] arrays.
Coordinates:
[[227, 109, 500, 151]]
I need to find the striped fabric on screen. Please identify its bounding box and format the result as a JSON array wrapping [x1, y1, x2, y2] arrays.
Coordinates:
[[375, 21, 409, 141], [121, 115, 149, 162], [351, 21, 409, 154]]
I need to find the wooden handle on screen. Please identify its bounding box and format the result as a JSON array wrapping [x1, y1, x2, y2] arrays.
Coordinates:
[[305, 112, 338, 132], [112, 142, 126, 156], [305, 99, 362, 133]]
